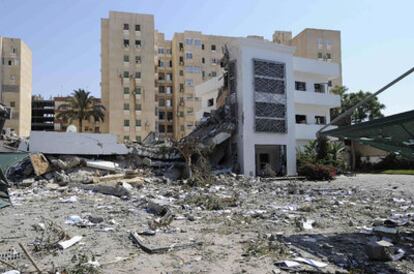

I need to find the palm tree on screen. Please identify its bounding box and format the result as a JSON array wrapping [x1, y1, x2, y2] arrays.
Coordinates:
[[56, 89, 105, 132]]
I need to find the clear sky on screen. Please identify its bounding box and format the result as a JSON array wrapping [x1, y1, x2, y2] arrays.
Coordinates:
[[0, 0, 413, 115]]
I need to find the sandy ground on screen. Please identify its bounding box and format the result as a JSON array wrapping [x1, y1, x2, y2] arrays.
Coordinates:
[[1, 173, 414, 274]]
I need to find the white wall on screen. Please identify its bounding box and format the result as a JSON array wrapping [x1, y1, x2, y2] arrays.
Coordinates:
[[194, 76, 223, 120], [230, 39, 297, 176]]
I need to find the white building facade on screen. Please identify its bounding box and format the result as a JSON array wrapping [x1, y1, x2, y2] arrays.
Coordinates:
[[226, 38, 340, 176]]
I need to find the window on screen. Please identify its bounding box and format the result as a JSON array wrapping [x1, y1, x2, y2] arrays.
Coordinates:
[[123, 55, 129, 62], [185, 52, 193, 59], [295, 81, 306, 91], [136, 136, 141, 143], [326, 53, 332, 59], [135, 87, 141, 94], [124, 120, 130, 127], [180, 83, 184, 92], [8, 60, 12, 66], [123, 103, 129, 110], [315, 116, 326, 125], [135, 24, 141, 31], [123, 24, 129, 30], [185, 66, 201, 73], [185, 79, 193, 86], [211, 44, 216, 51], [159, 124, 165, 132], [211, 71, 217, 77], [158, 48, 164, 54], [135, 72, 141, 79], [166, 87, 172, 94], [124, 136, 130, 141], [159, 98, 165, 107], [179, 70, 184, 76], [179, 111, 184, 117], [194, 39, 202, 47], [211, 58, 218, 64], [135, 40, 141, 48], [167, 112, 173, 121], [10, 101, 15, 108], [135, 104, 142, 111], [187, 107, 194, 114], [12, 48, 16, 54], [179, 42, 184, 51], [295, 115, 307, 124], [123, 39, 129, 48], [123, 87, 130, 94], [202, 57, 205, 64], [159, 86, 165, 93], [207, 98, 214, 107], [136, 120, 141, 126], [167, 125, 173, 133], [202, 71, 205, 78], [317, 52, 323, 59], [123, 71, 129, 78], [179, 56, 184, 64], [95, 127, 99, 133], [159, 111, 165, 120], [201, 44, 205, 50], [135, 56, 141, 64], [185, 38, 193, 45], [314, 83, 325, 93]]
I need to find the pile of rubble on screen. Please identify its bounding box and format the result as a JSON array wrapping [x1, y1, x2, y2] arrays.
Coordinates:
[[2, 163, 414, 273]]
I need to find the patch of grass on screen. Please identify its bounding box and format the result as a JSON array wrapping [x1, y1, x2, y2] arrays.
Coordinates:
[[381, 169, 414, 175]]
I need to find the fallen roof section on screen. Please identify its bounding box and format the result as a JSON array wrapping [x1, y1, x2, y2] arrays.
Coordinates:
[[20, 131, 129, 155], [321, 110, 414, 159]]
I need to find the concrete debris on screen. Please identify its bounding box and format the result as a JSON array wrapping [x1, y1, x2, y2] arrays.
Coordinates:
[[1, 141, 414, 274], [85, 160, 120, 171], [58, 235, 83, 249], [29, 153, 50, 176]]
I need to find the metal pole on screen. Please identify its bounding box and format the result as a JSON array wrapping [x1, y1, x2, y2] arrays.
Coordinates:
[[0, 36, 3, 103], [318, 66, 414, 135]]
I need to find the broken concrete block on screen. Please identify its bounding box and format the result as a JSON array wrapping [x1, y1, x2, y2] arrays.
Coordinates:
[[58, 235, 83, 249], [30, 153, 50, 176], [366, 240, 394, 261]]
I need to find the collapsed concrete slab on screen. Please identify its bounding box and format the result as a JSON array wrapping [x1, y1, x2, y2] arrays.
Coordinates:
[[20, 131, 129, 155]]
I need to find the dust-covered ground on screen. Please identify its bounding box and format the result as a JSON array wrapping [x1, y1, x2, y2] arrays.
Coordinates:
[[1, 173, 414, 274]]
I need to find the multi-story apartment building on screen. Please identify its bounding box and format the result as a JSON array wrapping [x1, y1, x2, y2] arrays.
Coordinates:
[[171, 32, 234, 139], [31, 95, 55, 131], [155, 31, 174, 139], [101, 11, 342, 142], [101, 12, 157, 142], [274, 28, 342, 86], [0, 37, 32, 137]]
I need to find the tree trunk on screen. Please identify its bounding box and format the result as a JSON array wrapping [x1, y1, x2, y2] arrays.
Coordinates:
[[79, 119, 83, 133], [351, 140, 356, 171]]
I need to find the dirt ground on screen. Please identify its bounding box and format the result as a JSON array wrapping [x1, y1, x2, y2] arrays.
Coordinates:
[[1, 173, 414, 274]]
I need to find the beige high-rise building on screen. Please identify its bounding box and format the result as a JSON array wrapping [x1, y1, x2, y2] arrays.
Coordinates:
[[101, 11, 157, 143], [274, 28, 342, 86], [0, 37, 32, 137], [171, 32, 234, 139], [101, 11, 342, 141]]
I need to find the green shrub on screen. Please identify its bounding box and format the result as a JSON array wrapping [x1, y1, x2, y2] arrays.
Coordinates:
[[298, 162, 336, 181]]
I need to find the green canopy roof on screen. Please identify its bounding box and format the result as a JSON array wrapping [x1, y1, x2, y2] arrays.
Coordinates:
[[321, 110, 414, 159]]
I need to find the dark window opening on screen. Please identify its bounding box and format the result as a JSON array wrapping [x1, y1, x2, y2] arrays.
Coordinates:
[[315, 116, 326, 125], [295, 115, 307, 124], [207, 98, 214, 107], [295, 81, 306, 91]]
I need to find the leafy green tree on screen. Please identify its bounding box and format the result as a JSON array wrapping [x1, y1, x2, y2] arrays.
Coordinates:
[[56, 89, 105, 132], [330, 86, 385, 126]]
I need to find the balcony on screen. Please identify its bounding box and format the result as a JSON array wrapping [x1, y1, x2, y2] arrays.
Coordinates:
[[294, 90, 340, 108], [295, 123, 337, 140]]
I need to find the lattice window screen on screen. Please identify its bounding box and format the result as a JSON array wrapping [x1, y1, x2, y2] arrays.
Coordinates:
[[253, 59, 286, 133]]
